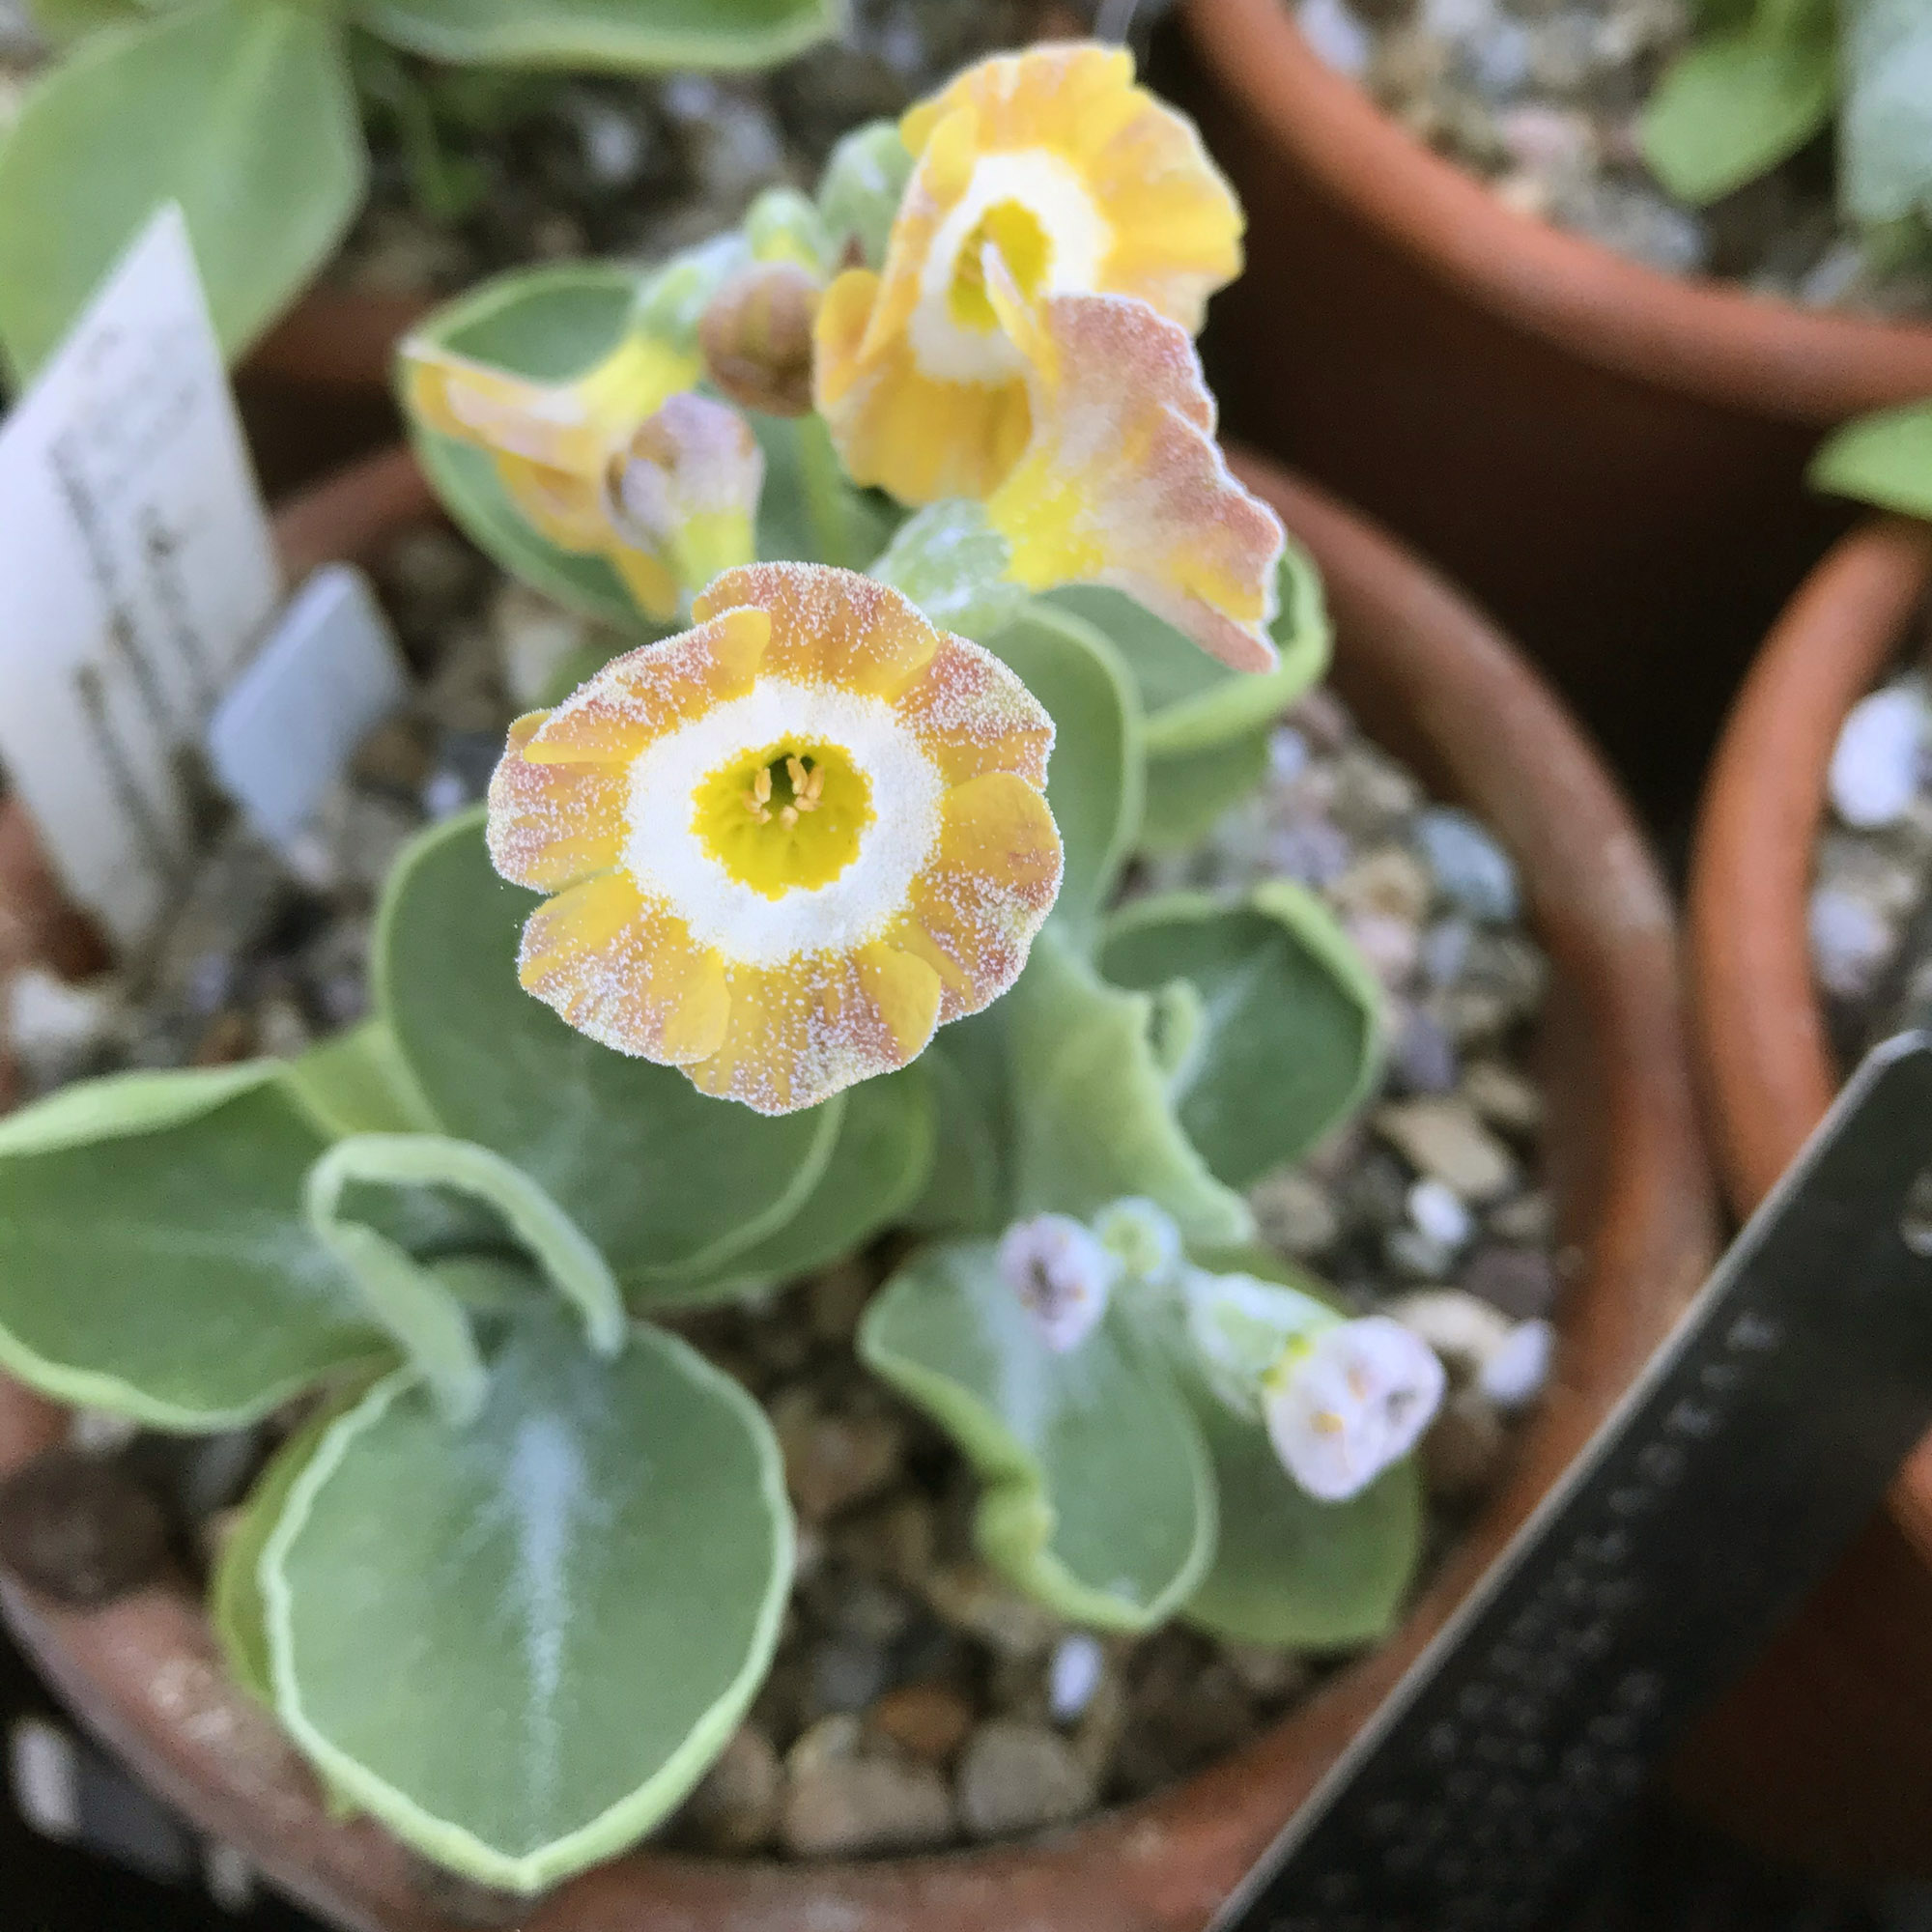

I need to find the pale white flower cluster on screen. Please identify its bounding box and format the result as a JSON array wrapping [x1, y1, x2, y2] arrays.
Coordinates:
[[995, 1198, 1448, 1503]]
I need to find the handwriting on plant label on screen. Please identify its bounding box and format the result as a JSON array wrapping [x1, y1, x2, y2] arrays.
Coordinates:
[[0, 204, 278, 950]]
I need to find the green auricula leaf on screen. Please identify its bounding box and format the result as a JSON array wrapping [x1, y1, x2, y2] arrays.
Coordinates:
[[1841, 0, 1932, 228], [860, 1241, 1214, 1631], [0, 1064, 388, 1429], [1100, 883, 1384, 1192], [288, 1020, 442, 1138], [1045, 541, 1329, 759], [1139, 725, 1273, 855], [213, 1386, 373, 1709], [402, 262, 667, 635], [1811, 398, 1932, 513], [905, 1005, 1012, 1236], [375, 811, 844, 1297], [351, 0, 838, 72], [986, 603, 1144, 936], [0, 0, 365, 381], [1638, 0, 1837, 206], [1004, 927, 1252, 1245], [695, 1065, 936, 1295], [262, 1311, 792, 1894]]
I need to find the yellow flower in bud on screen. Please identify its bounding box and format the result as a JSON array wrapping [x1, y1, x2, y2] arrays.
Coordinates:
[[487, 562, 1063, 1115], [981, 256, 1285, 673], [813, 42, 1243, 505], [400, 330, 759, 623], [698, 260, 824, 417]]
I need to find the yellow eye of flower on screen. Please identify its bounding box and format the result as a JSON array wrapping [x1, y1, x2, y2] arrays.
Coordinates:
[[696, 742, 874, 898], [487, 563, 1064, 1115], [948, 200, 1052, 332], [814, 43, 1244, 506]]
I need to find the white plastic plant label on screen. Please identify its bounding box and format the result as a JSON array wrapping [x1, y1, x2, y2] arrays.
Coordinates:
[[207, 564, 409, 854], [0, 204, 278, 950]]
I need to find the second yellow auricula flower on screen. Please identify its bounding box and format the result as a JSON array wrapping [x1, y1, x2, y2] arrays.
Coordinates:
[[813, 42, 1244, 505]]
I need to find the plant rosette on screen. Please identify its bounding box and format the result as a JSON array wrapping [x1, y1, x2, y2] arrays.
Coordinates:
[[0, 43, 1701, 1921]]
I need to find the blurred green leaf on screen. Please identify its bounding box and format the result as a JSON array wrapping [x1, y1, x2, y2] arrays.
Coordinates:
[[0, 0, 365, 380], [1810, 398, 1932, 513], [351, 0, 839, 72], [1639, 0, 1835, 206], [0, 1065, 387, 1428]]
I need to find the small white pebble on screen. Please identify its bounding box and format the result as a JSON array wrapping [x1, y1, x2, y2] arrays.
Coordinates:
[[1268, 725, 1310, 784], [1830, 686, 1927, 830], [1047, 1634, 1106, 1724], [1407, 1177, 1474, 1252], [419, 770, 469, 821], [8, 1719, 77, 1841], [1296, 0, 1372, 75], [1389, 1289, 1513, 1376], [1480, 1321, 1555, 1409], [1809, 885, 1897, 1000]]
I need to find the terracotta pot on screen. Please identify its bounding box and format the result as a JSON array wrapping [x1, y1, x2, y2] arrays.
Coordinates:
[[1159, 0, 1932, 832], [1674, 515, 1932, 1874], [0, 446, 1719, 1930], [235, 287, 434, 499]]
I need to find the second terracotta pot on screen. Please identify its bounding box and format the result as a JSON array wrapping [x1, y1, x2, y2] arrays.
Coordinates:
[[1681, 514, 1932, 1872], [0, 446, 1721, 1928], [1161, 0, 1932, 832]]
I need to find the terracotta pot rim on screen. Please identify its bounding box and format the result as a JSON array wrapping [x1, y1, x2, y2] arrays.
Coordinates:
[[1179, 0, 1932, 424], [0, 444, 1717, 1932], [1688, 512, 1932, 1548]]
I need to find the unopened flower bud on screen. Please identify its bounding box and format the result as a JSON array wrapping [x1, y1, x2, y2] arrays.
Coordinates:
[[606, 391, 762, 600], [1263, 1316, 1445, 1503], [698, 261, 823, 418], [997, 1212, 1121, 1354]]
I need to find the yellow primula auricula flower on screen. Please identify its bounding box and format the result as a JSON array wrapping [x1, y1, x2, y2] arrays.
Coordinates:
[[980, 253, 1285, 673], [400, 330, 761, 623], [486, 562, 1064, 1115], [813, 41, 1244, 505]]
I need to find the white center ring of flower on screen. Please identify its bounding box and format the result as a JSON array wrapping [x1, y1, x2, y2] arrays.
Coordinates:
[[621, 677, 945, 968], [907, 149, 1110, 386]]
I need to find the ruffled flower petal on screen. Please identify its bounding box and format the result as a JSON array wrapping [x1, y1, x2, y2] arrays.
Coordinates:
[[516, 871, 730, 1066], [486, 565, 1060, 1114], [814, 42, 1243, 507], [525, 608, 771, 767], [983, 266, 1285, 673], [889, 770, 1063, 1021], [684, 944, 943, 1113], [694, 561, 938, 701], [486, 712, 629, 891], [892, 632, 1054, 789]]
